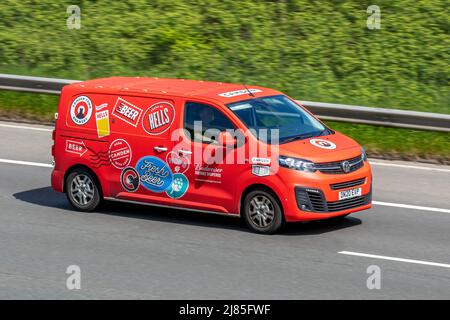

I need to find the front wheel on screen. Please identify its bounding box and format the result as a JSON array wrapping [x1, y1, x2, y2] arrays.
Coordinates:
[[66, 168, 101, 212], [243, 189, 284, 234]]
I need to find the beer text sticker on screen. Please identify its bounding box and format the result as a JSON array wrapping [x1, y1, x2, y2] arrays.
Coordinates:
[[112, 97, 143, 127]]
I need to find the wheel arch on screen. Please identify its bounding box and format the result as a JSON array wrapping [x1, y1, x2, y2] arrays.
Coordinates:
[[63, 164, 103, 198], [239, 183, 284, 217]]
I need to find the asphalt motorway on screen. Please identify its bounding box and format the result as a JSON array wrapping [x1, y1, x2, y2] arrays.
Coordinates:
[[0, 121, 449, 299]]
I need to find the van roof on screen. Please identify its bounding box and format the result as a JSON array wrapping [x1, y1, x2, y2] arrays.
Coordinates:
[[66, 77, 282, 104]]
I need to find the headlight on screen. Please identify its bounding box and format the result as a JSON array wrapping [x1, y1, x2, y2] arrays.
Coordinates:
[[361, 147, 368, 161], [279, 156, 316, 172]]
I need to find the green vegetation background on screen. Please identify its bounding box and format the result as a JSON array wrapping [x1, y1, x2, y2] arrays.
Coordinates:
[[0, 0, 448, 162]]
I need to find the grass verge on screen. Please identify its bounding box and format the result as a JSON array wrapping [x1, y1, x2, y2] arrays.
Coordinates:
[[0, 93, 448, 164], [327, 121, 450, 165]]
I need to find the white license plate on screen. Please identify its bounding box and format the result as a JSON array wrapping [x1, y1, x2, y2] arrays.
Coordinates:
[[339, 188, 362, 200]]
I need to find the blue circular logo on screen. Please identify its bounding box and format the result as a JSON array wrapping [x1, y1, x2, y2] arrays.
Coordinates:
[[136, 156, 173, 192], [166, 173, 189, 199]]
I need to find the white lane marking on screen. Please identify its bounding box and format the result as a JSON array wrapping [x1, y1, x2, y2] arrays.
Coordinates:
[[1, 158, 450, 213], [370, 161, 450, 173], [373, 201, 450, 214], [0, 123, 449, 172], [0, 123, 52, 132], [339, 251, 450, 269], [0, 159, 53, 168]]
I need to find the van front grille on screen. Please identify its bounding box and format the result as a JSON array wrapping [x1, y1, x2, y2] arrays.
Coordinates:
[[330, 178, 366, 190], [327, 196, 369, 212], [295, 187, 371, 213], [314, 155, 364, 174]]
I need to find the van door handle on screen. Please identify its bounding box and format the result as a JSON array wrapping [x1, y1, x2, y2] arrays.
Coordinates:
[[153, 146, 168, 152], [178, 150, 192, 156]]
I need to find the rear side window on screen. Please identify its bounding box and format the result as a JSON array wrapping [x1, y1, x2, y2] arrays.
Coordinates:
[[184, 102, 235, 143]]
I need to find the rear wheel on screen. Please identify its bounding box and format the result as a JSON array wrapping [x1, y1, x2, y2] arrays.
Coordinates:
[[66, 168, 101, 212], [243, 189, 284, 234]]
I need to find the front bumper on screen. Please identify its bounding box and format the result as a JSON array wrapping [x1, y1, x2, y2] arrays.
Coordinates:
[[280, 161, 372, 222], [295, 186, 371, 213]]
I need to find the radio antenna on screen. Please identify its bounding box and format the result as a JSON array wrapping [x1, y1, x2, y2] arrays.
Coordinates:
[[243, 84, 255, 97]]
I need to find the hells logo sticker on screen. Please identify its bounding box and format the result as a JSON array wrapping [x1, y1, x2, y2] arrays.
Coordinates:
[[96, 110, 110, 138], [112, 97, 143, 127], [142, 102, 175, 135]]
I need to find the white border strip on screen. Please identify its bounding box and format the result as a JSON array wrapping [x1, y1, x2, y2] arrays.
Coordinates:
[[339, 251, 450, 269], [373, 201, 450, 214], [0, 159, 53, 168]]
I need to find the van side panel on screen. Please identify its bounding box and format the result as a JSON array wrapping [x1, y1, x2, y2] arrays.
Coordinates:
[[53, 90, 115, 195]]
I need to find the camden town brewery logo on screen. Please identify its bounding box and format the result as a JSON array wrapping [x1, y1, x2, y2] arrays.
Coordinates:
[[70, 96, 93, 125], [142, 102, 175, 135]]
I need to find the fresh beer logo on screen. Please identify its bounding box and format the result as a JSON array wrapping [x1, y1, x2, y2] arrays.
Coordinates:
[[70, 96, 93, 125], [136, 156, 173, 192], [122, 155, 189, 198], [112, 97, 143, 127], [142, 102, 175, 135]]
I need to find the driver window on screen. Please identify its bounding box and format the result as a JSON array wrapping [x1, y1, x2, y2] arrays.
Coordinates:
[[184, 102, 236, 144]]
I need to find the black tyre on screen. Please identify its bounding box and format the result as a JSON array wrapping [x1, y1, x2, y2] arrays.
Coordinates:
[[243, 189, 284, 234], [66, 168, 101, 212]]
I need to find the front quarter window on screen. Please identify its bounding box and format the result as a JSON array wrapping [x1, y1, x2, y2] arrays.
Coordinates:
[[184, 101, 236, 144]]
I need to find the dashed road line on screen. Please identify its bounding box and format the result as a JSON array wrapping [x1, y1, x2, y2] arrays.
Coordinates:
[[0, 158, 53, 168], [0, 123, 52, 132], [339, 251, 450, 269], [373, 201, 450, 214]]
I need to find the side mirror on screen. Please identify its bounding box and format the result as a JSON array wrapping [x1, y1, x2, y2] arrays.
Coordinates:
[[218, 131, 237, 148]]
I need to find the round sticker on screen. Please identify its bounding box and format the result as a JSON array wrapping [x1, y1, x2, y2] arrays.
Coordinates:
[[136, 156, 173, 192], [142, 102, 175, 135], [120, 167, 140, 192], [166, 151, 190, 174], [166, 173, 189, 199], [310, 139, 336, 150], [70, 96, 93, 125], [109, 139, 132, 169]]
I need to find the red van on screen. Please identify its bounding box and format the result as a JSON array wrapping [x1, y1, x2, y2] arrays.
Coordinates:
[[51, 77, 372, 234]]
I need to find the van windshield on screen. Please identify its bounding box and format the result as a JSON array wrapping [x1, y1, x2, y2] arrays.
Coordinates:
[[226, 95, 332, 144]]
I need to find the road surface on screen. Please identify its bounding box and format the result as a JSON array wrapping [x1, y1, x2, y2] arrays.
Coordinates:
[[0, 121, 449, 299]]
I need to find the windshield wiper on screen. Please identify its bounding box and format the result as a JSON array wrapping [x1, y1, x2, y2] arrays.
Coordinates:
[[280, 128, 334, 144], [317, 128, 333, 136], [280, 133, 317, 144]]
